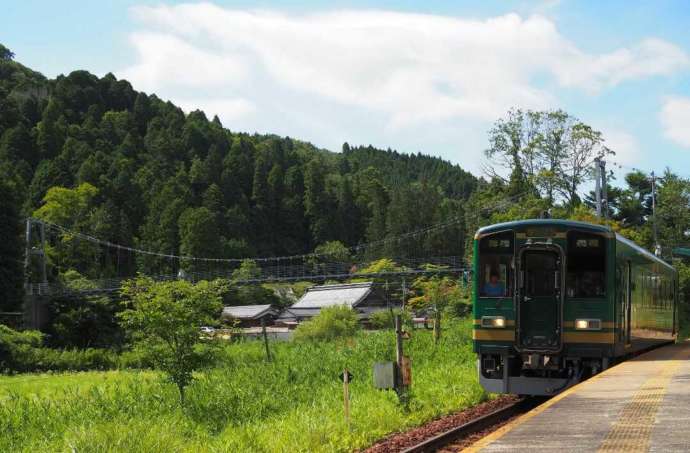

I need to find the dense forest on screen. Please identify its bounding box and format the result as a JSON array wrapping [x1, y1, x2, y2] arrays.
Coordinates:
[[0, 44, 477, 311]]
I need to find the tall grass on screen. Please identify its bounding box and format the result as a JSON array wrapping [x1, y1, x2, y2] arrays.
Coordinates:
[[0, 318, 487, 452]]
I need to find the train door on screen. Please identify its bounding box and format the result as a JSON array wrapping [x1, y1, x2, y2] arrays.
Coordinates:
[[518, 248, 562, 351], [623, 261, 632, 345]]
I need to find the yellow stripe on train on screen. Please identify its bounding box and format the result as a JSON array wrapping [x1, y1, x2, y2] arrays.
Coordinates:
[[562, 331, 615, 343], [473, 329, 515, 341], [473, 330, 615, 343]]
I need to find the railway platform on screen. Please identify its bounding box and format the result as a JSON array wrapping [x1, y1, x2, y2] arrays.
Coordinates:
[[465, 341, 690, 452]]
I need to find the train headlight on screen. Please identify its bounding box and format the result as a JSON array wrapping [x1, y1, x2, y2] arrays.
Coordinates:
[[575, 319, 601, 330], [481, 316, 506, 328]]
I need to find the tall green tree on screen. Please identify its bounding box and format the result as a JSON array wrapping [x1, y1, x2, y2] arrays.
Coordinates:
[[304, 157, 338, 245], [0, 175, 24, 311], [178, 207, 221, 273], [657, 171, 690, 249]]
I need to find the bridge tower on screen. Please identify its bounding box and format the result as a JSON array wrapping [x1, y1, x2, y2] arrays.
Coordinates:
[[24, 218, 50, 330]]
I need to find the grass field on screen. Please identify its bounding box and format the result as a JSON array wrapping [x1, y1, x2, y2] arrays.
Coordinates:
[[0, 318, 487, 452]]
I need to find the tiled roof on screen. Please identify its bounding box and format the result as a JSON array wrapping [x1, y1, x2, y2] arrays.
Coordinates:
[[290, 282, 374, 309], [222, 304, 275, 320]]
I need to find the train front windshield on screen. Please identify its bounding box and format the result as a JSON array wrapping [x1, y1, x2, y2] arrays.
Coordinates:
[[478, 232, 514, 298]]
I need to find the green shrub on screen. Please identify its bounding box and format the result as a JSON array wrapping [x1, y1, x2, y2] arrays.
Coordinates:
[[0, 325, 118, 373], [368, 309, 412, 329], [292, 306, 359, 342], [30, 347, 118, 371], [47, 293, 124, 349], [0, 326, 43, 373]]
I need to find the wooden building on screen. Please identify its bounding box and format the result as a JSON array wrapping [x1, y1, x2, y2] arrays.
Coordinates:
[[275, 282, 397, 327], [221, 304, 279, 327]]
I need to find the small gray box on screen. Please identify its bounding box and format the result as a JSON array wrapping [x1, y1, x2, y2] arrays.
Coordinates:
[[373, 361, 396, 389]]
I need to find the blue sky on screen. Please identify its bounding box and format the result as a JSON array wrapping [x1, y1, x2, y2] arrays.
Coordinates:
[[4, 1, 690, 180]]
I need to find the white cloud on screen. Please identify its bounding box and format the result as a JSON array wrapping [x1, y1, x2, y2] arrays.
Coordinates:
[[660, 97, 690, 148], [554, 38, 688, 94], [602, 128, 640, 166], [122, 32, 248, 91], [118, 3, 689, 172]]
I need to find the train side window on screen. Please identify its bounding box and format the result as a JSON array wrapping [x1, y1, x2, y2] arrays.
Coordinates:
[[566, 232, 606, 298], [479, 232, 513, 298]]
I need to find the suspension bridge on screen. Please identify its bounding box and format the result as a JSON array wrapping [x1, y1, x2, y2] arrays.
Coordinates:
[[23, 192, 529, 300]]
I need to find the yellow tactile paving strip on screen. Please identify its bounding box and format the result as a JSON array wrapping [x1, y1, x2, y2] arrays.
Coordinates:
[[464, 342, 690, 453], [598, 347, 686, 452]]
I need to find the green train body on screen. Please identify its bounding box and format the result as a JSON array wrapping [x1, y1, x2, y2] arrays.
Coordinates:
[[473, 219, 677, 395]]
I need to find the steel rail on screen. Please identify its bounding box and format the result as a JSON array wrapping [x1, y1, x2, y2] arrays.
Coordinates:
[[400, 397, 544, 453]]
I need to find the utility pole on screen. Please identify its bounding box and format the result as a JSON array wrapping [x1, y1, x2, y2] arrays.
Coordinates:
[[594, 158, 608, 220], [651, 171, 661, 256], [601, 159, 608, 220], [595, 157, 602, 218]]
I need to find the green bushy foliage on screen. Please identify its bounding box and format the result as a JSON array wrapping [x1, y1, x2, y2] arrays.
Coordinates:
[[0, 326, 42, 372], [119, 277, 225, 403], [368, 309, 412, 329], [0, 325, 118, 373], [292, 305, 359, 342]]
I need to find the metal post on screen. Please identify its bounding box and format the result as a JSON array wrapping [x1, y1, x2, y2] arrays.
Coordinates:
[[395, 314, 403, 374], [594, 157, 602, 218], [600, 159, 608, 220], [502, 353, 510, 393], [343, 368, 351, 428], [651, 171, 660, 256], [261, 317, 271, 362], [39, 221, 48, 286], [24, 218, 32, 293], [401, 277, 406, 310]]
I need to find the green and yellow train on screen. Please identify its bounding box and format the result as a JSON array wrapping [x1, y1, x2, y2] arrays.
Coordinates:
[[473, 219, 677, 395]]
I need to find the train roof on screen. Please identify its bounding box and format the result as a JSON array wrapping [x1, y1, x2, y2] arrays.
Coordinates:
[[475, 218, 675, 273], [615, 234, 676, 273], [476, 219, 612, 236]]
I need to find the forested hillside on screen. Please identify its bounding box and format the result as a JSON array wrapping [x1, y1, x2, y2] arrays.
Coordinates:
[[0, 44, 477, 309]]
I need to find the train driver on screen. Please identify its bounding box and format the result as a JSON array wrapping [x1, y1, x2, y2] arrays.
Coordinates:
[[483, 270, 506, 297]]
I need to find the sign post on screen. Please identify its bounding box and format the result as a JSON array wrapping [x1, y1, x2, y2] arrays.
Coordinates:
[[395, 314, 411, 404], [341, 369, 353, 428], [261, 317, 271, 362]]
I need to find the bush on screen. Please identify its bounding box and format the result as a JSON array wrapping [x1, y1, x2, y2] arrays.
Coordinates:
[[0, 325, 42, 373], [30, 347, 118, 372], [118, 345, 157, 369], [47, 293, 124, 349], [368, 309, 412, 329], [292, 306, 359, 342], [0, 325, 118, 373]]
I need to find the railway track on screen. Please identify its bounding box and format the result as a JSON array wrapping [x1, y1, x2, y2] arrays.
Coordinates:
[[368, 343, 673, 453], [399, 397, 545, 453]]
